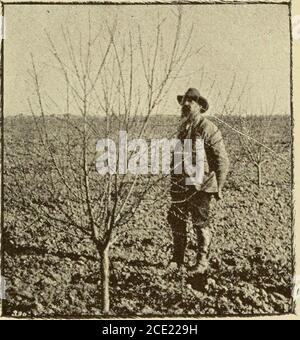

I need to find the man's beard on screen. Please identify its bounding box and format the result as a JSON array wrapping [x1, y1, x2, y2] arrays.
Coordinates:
[[182, 107, 200, 119], [181, 106, 191, 118]]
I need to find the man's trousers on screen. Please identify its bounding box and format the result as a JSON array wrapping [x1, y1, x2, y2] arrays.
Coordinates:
[[167, 186, 213, 266]]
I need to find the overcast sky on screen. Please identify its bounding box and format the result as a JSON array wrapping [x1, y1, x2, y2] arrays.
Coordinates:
[[4, 4, 291, 116]]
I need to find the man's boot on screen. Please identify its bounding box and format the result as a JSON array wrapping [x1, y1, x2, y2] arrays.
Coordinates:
[[190, 252, 210, 274], [190, 227, 211, 274], [168, 230, 187, 272]]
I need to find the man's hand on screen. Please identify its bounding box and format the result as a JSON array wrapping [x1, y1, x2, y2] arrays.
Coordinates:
[[215, 190, 223, 201]]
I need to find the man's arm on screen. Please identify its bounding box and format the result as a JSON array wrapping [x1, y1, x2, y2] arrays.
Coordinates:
[[209, 133, 230, 199], [196, 120, 230, 198]]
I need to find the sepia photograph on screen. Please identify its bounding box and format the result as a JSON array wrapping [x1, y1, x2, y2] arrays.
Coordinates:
[[0, 0, 296, 319]]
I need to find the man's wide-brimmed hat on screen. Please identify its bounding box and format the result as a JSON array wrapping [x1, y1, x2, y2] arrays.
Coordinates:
[[177, 88, 209, 113]]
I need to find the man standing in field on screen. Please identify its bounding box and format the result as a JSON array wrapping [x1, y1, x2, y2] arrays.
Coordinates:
[[168, 88, 230, 274]]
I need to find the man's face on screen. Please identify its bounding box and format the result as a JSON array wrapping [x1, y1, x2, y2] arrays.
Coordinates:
[[181, 97, 201, 119]]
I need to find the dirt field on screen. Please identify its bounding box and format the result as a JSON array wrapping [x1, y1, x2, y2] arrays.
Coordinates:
[[2, 114, 293, 317]]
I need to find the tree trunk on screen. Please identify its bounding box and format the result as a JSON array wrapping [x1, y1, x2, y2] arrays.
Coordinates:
[[256, 163, 262, 188], [100, 245, 110, 314]]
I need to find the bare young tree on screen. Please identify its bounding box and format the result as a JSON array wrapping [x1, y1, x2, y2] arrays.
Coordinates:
[[5, 9, 204, 314], [205, 76, 286, 189], [235, 97, 284, 188]]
